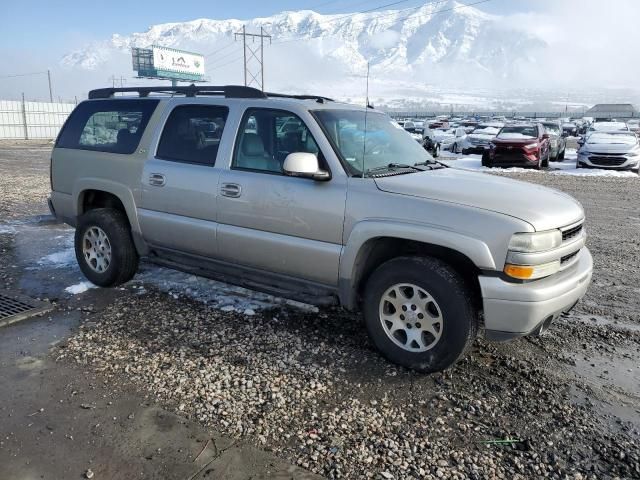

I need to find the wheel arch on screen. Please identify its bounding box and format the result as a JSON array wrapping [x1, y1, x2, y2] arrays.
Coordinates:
[[73, 179, 148, 255], [339, 221, 495, 311]]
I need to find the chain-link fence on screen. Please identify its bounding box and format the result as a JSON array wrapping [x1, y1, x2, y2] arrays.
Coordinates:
[[0, 99, 76, 139]]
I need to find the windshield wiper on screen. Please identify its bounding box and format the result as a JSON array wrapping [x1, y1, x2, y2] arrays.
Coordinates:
[[414, 159, 447, 169], [364, 163, 420, 175]]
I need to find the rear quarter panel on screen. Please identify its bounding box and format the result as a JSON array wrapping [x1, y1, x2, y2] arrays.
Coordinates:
[[50, 100, 168, 231]]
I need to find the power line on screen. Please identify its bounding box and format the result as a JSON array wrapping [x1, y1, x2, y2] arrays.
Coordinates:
[[0, 71, 48, 79]]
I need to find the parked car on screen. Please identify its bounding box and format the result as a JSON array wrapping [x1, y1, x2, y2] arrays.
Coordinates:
[[49, 85, 592, 373], [561, 122, 578, 137], [486, 123, 551, 169], [576, 131, 640, 171], [541, 121, 567, 161], [460, 124, 502, 155], [626, 119, 640, 135], [588, 121, 629, 133], [421, 128, 441, 157]]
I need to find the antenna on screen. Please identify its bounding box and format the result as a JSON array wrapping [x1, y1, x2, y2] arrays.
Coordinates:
[[362, 61, 370, 178]]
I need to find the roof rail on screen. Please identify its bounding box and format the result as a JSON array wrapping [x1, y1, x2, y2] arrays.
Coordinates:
[[265, 92, 334, 103], [88, 85, 267, 100]]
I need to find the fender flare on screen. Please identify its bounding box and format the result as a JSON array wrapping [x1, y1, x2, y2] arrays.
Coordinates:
[[338, 219, 496, 309], [73, 179, 140, 231]]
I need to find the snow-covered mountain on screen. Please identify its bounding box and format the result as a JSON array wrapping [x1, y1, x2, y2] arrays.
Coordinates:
[[60, 0, 545, 96]]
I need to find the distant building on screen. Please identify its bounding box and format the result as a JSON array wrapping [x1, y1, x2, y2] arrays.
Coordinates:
[[584, 103, 637, 120]]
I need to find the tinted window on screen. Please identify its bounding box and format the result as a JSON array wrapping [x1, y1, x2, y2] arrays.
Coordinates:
[[156, 105, 229, 165], [56, 99, 159, 154], [233, 109, 320, 174]]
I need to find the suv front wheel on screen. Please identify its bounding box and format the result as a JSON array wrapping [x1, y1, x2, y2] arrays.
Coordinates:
[[74, 208, 139, 287], [363, 256, 478, 373]]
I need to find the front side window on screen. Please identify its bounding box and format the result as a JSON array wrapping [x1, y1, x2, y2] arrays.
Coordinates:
[[233, 109, 320, 174], [56, 99, 159, 154], [314, 109, 434, 176], [157, 105, 229, 165]]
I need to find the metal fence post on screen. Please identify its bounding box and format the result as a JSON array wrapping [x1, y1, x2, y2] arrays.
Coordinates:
[[21, 93, 28, 140]]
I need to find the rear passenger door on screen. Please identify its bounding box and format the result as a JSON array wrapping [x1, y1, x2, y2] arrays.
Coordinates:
[[138, 104, 229, 258]]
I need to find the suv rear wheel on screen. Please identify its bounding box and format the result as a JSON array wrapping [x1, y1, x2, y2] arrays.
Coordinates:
[[74, 208, 139, 287], [362, 256, 478, 373]]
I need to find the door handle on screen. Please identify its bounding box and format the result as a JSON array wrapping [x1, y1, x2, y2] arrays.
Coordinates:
[[220, 183, 242, 198], [149, 173, 166, 187]]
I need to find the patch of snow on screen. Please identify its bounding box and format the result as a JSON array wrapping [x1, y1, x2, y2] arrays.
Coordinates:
[[0, 224, 16, 235], [65, 281, 97, 294], [135, 265, 318, 315], [38, 248, 76, 268]]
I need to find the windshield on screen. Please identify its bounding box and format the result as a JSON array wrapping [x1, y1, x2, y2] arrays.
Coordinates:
[[591, 122, 627, 131], [543, 124, 560, 135], [314, 110, 434, 176], [587, 132, 637, 144], [497, 126, 537, 139]]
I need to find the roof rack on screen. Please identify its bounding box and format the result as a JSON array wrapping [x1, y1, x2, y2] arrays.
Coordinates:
[[265, 92, 334, 103], [88, 85, 267, 100]]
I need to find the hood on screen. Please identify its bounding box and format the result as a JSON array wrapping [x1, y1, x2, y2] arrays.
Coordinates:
[[492, 134, 538, 145], [374, 168, 584, 231], [584, 135, 638, 154]]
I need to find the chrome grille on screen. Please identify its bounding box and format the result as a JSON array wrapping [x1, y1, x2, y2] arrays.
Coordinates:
[[562, 223, 583, 242], [561, 251, 579, 265], [588, 156, 627, 166]]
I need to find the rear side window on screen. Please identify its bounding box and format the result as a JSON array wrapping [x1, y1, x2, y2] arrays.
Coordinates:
[[156, 105, 229, 165], [56, 99, 159, 154]]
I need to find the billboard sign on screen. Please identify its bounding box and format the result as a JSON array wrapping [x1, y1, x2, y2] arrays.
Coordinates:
[[152, 46, 205, 77]]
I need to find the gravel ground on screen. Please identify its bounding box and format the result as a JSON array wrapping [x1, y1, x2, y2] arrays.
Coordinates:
[[2, 144, 640, 479]]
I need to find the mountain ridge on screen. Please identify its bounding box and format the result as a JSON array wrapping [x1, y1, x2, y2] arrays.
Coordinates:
[[60, 0, 544, 86]]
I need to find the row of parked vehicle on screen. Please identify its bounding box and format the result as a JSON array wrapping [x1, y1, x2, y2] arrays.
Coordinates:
[[397, 115, 640, 172]]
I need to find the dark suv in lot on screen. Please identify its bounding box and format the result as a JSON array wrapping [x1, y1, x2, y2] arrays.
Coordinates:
[[486, 124, 551, 169]]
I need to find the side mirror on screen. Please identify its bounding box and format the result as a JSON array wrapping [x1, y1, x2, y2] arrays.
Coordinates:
[[283, 152, 330, 181]]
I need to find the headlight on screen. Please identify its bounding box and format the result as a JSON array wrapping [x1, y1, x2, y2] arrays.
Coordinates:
[[627, 149, 640, 157], [508, 230, 562, 253], [523, 143, 539, 149], [504, 260, 561, 280]]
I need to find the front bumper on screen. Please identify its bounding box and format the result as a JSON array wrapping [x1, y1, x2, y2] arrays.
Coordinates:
[[577, 153, 639, 171], [480, 247, 593, 341], [491, 151, 539, 167]]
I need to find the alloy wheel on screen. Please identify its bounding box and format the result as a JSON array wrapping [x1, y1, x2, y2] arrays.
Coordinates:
[[378, 283, 443, 352], [82, 226, 112, 273]]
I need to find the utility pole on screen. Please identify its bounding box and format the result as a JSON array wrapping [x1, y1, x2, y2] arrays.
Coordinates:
[[47, 69, 53, 102], [234, 26, 271, 91]]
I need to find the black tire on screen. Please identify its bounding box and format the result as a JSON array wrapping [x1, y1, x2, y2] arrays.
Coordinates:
[[542, 148, 550, 168], [362, 256, 478, 373], [452, 143, 458, 154], [434, 144, 440, 158], [558, 147, 565, 161], [481, 151, 491, 167], [74, 208, 139, 287]]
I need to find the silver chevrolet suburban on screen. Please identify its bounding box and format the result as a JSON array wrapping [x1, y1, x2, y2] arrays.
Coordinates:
[[49, 85, 593, 373]]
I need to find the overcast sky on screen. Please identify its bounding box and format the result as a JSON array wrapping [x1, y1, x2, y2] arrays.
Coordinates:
[[1, 0, 640, 102]]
